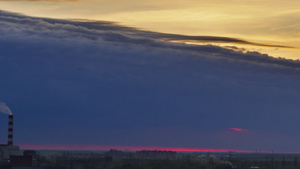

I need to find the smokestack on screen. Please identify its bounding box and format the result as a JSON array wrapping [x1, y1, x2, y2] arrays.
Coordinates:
[[8, 115, 13, 145]]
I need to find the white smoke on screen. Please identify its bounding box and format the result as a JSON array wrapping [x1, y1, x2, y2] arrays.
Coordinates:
[[0, 102, 13, 115]]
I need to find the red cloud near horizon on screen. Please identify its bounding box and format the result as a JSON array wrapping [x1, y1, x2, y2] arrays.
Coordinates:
[[18, 144, 260, 153], [229, 128, 248, 132], [17, 144, 300, 154]]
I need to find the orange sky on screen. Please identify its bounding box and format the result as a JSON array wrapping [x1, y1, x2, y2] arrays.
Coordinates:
[[0, 0, 299, 59]]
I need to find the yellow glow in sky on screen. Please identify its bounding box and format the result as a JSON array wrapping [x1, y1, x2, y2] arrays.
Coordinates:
[[0, 0, 299, 59]]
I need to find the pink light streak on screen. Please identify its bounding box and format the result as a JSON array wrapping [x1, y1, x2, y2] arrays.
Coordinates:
[[229, 128, 248, 132], [18, 144, 262, 153]]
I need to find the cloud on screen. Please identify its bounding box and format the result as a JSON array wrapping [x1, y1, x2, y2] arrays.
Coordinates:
[[18, 144, 260, 153], [229, 128, 247, 132], [144, 33, 295, 48], [1, 10, 300, 151], [0, 10, 299, 70]]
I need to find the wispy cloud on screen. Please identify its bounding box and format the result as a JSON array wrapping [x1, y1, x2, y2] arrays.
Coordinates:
[[229, 128, 248, 132], [145, 33, 294, 48], [70, 19, 295, 48]]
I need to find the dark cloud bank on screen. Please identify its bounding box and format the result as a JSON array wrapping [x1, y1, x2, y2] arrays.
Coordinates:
[[1, 10, 300, 152]]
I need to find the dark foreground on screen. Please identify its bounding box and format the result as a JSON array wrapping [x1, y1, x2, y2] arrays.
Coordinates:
[[1, 149, 300, 169]]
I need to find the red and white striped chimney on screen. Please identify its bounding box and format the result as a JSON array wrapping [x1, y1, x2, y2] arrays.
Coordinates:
[[8, 115, 13, 145]]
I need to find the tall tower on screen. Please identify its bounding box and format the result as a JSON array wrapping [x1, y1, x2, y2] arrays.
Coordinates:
[[8, 115, 13, 145]]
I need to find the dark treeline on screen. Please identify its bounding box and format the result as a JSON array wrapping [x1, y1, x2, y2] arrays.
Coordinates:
[[58, 156, 300, 169], [61, 159, 232, 169], [231, 155, 299, 169]]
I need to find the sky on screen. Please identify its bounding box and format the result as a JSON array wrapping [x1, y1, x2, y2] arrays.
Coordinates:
[[1, 1, 300, 153], [0, 0, 300, 59]]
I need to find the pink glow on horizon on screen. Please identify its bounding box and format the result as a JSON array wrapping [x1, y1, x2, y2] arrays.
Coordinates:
[[229, 128, 248, 132], [18, 144, 265, 153]]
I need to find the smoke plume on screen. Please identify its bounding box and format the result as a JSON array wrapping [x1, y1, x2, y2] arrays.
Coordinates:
[[0, 102, 13, 115]]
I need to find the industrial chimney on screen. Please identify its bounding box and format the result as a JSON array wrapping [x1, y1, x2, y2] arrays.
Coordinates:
[[8, 115, 13, 145]]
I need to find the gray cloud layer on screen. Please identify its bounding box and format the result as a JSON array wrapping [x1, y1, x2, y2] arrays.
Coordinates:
[[0, 10, 298, 70]]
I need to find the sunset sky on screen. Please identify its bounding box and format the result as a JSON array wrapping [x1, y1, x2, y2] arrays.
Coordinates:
[[1, 1, 300, 153], [1, 0, 300, 59]]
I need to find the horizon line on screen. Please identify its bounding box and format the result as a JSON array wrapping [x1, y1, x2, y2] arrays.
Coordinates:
[[15, 144, 275, 153]]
